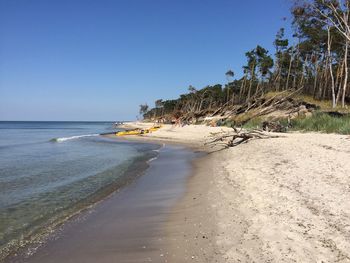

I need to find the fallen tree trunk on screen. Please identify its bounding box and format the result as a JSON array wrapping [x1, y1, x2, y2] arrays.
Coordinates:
[[205, 127, 280, 149]]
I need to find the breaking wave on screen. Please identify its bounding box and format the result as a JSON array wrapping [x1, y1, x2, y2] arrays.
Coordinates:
[[51, 134, 99, 142]]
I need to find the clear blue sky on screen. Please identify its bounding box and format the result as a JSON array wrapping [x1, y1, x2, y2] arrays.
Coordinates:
[[0, 0, 292, 121]]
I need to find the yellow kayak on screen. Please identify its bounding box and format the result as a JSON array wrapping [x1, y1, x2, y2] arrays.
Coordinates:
[[115, 125, 161, 136], [116, 129, 150, 136], [148, 126, 161, 132]]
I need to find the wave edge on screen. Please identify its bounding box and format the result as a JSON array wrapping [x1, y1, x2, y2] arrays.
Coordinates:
[[51, 134, 99, 142]]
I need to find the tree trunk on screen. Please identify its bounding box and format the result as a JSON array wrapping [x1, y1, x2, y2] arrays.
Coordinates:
[[336, 56, 345, 104], [247, 64, 255, 103], [239, 75, 247, 103], [313, 60, 320, 98], [274, 61, 281, 91], [342, 40, 349, 108], [299, 55, 308, 89], [254, 81, 261, 96], [286, 50, 293, 90], [292, 47, 300, 90], [327, 26, 336, 108], [226, 86, 230, 103]]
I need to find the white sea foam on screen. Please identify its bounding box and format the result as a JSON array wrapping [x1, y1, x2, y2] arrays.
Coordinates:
[[153, 143, 165, 152], [53, 134, 99, 142], [146, 156, 158, 163]]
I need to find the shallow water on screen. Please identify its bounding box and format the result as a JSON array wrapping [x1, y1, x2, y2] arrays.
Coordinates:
[[0, 121, 158, 260], [18, 145, 196, 263]]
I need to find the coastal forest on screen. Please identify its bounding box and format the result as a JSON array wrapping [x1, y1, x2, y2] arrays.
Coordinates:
[[140, 0, 350, 133]]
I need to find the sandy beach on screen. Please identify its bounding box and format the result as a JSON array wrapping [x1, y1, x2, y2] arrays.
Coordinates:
[[113, 122, 350, 262], [4, 0, 350, 261], [6, 123, 350, 263]]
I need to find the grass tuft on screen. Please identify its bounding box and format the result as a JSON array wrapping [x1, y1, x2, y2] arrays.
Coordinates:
[[242, 111, 350, 134], [289, 112, 350, 134], [242, 117, 263, 129]]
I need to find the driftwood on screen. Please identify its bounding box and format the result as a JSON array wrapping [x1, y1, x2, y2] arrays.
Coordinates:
[[205, 127, 280, 149]]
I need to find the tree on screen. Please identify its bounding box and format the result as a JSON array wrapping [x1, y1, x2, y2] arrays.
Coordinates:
[[225, 70, 235, 80], [155, 99, 163, 108], [274, 28, 289, 91], [292, 0, 350, 107], [139, 104, 149, 119], [243, 45, 274, 100], [225, 70, 235, 103], [154, 99, 164, 118], [139, 1, 349, 120]]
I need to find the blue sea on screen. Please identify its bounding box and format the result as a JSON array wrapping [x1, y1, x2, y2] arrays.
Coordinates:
[[0, 121, 158, 260]]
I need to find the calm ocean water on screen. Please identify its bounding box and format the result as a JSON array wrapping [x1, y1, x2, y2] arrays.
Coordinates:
[[0, 121, 158, 260]]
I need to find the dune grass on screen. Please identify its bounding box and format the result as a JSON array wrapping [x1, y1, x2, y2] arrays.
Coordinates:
[[288, 112, 350, 135], [242, 112, 350, 134]]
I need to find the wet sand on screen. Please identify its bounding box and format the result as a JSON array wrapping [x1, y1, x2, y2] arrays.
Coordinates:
[[8, 145, 198, 263], [162, 151, 220, 262]]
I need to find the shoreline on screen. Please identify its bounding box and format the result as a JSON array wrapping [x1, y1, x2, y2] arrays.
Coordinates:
[[6, 144, 199, 263], [108, 122, 350, 262], [107, 124, 225, 261], [5, 122, 350, 262], [2, 140, 161, 263], [162, 149, 220, 262], [103, 129, 222, 262]]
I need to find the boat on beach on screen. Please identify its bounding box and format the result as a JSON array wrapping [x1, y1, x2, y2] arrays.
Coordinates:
[[115, 125, 162, 136]]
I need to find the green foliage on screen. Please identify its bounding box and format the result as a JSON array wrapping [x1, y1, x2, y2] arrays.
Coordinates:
[[244, 45, 274, 80], [289, 112, 350, 134], [225, 70, 235, 80], [242, 112, 350, 135], [139, 104, 149, 115], [219, 118, 235, 127], [274, 28, 289, 50], [140, 0, 350, 122], [242, 117, 264, 129], [155, 99, 163, 108]]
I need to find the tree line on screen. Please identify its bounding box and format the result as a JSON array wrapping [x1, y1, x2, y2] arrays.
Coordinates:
[[140, 0, 350, 121]]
